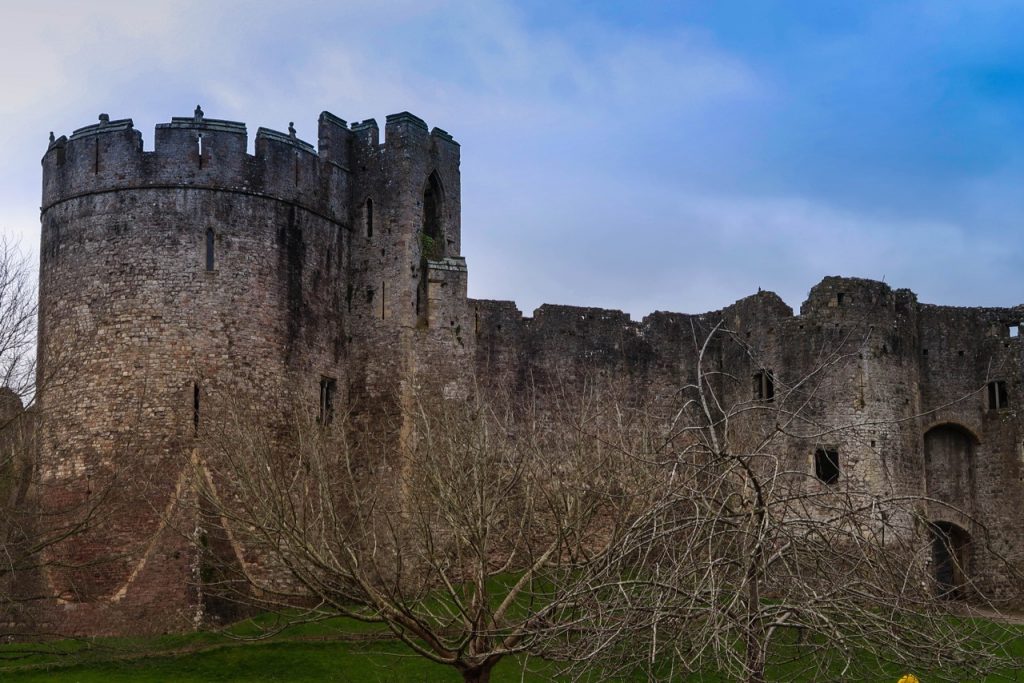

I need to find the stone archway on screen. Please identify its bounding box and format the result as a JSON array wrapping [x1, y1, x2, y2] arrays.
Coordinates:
[[923, 423, 978, 601]]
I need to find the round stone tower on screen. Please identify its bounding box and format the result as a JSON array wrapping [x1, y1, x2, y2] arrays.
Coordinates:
[[37, 108, 355, 633]]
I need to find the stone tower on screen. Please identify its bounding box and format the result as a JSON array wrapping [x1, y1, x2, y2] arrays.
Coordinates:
[[37, 108, 470, 633]]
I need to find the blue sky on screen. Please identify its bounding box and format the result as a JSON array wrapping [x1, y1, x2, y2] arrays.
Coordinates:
[[3, 0, 1023, 317]]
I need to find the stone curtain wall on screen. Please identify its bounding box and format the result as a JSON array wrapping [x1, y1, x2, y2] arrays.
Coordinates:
[[471, 277, 1024, 602]]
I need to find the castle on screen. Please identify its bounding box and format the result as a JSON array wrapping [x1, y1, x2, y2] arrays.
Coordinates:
[[32, 108, 1024, 634]]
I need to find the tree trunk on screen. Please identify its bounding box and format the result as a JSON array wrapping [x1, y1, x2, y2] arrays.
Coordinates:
[[461, 664, 493, 683]]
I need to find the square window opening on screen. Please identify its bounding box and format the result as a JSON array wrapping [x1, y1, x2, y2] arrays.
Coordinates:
[[988, 380, 1008, 411]]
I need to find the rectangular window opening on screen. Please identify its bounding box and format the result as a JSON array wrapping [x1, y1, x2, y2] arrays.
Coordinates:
[[319, 376, 337, 425], [205, 228, 215, 271], [197, 134, 204, 169], [1010, 325, 1019, 338], [836, 292, 845, 305], [193, 383, 200, 435], [753, 369, 775, 402], [815, 447, 839, 485], [988, 380, 1008, 410]]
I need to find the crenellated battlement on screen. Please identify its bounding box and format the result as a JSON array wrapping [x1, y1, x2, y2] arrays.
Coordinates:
[[41, 107, 460, 226]]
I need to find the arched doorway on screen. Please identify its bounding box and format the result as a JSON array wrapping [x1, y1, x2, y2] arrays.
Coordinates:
[[923, 424, 977, 600], [930, 521, 971, 600]]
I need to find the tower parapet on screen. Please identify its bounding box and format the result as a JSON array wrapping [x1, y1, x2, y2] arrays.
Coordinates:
[[41, 108, 354, 226]]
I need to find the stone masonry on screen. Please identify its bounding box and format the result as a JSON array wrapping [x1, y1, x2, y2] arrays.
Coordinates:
[[33, 108, 1024, 634]]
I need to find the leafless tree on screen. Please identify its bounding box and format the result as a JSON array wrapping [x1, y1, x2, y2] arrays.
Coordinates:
[[190, 380, 665, 683], [551, 321, 1024, 682], [0, 238, 107, 647], [188, 314, 1023, 682]]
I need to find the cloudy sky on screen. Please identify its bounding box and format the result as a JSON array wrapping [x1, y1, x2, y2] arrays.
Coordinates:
[[3, 1, 1024, 317]]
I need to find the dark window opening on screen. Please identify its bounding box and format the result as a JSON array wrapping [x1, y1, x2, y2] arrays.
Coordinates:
[[205, 228, 215, 271], [958, 350, 964, 357], [381, 281, 386, 320], [193, 383, 200, 435], [753, 369, 775, 402], [923, 349, 928, 357], [94, 138, 100, 174], [422, 172, 444, 259], [988, 380, 1008, 410], [319, 377, 336, 425], [931, 522, 970, 600], [197, 134, 204, 169], [815, 448, 839, 484], [365, 198, 373, 238], [836, 292, 845, 305], [346, 284, 353, 313]]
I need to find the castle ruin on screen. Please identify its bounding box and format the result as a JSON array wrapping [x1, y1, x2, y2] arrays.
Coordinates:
[[33, 108, 1024, 634]]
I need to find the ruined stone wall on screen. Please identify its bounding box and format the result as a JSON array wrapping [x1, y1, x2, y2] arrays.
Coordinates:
[[917, 303, 1024, 600], [472, 276, 1024, 605]]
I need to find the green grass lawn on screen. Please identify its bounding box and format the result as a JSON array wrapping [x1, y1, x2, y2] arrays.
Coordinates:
[[1, 612, 1023, 682]]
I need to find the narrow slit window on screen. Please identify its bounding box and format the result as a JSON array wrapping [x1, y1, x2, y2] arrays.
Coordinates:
[[753, 369, 775, 402], [205, 228, 215, 271], [193, 383, 201, 435], [319, 377, 337, 425], [815, 448, 839, 485], [197, 134, 203, 169], [988, 380, 1008, 410], [365, 198, 374, 238], [381, 281, 386, 320]]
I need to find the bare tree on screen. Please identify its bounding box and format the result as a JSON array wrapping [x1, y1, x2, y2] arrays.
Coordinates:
[[186, 313, 1023, 682], [552, 322, 1024, 682], [0, 239, 36, 403], [0, 238, 108, 647], [190, 380, 664, 683]]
